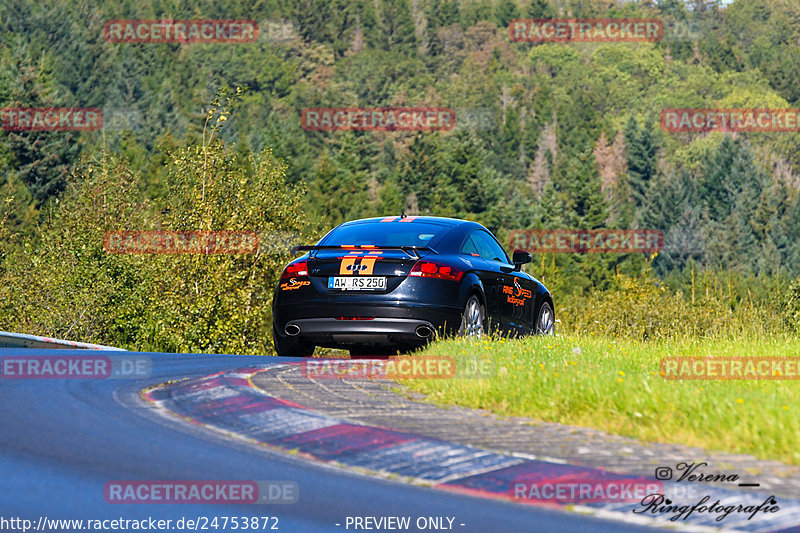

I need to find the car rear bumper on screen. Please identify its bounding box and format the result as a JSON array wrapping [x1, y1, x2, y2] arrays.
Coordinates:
[[274, 303, 463, 347], [286, 317, 434, 344]]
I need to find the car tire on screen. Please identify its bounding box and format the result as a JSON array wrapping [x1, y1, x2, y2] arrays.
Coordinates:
[[535, 301, 555, 335], [272, 324, 315, 357], [458, 295, 486, 337]]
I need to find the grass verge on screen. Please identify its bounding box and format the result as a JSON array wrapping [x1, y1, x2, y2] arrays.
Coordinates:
[[408, 334, 800, 466]]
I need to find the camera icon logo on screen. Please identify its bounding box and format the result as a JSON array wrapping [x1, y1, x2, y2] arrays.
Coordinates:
[[655, 467, 673, 480]]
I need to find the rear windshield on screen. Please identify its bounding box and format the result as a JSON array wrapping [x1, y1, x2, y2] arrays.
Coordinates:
[[321, 222, 450, 248]]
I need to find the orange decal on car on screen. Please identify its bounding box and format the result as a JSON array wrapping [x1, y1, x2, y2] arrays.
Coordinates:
[[339, 251, 361, 275], [359, 257, 377, 275]]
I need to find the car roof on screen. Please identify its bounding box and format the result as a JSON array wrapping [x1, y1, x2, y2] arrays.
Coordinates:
[[338, 216, 477, 228], [318, 216, 495, 254]]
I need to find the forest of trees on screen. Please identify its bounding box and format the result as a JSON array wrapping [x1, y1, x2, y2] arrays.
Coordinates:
[[2, 0, 800, 351]]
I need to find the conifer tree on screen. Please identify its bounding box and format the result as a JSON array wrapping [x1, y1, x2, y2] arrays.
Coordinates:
[[0, 43, 79, 206], [624, 114, 660, 211]]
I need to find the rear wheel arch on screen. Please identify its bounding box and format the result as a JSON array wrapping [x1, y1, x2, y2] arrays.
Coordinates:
[[459, 272, 485, 308], [468, 287, 486, 308]]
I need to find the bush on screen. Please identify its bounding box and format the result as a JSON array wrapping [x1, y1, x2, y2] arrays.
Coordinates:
[[0, 93, 308, 354], [558, 270, 786, 340], [783, 276, 800, 333]]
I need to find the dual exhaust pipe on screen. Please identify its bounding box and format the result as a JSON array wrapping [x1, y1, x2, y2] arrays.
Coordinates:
[[285, 323, 433, 339]]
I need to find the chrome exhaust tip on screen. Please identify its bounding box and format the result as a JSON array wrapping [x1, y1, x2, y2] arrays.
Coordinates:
[[415, 325, 433, 338], [285, 324, 300, 336]]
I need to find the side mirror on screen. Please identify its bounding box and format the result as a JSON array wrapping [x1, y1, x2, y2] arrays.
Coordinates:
[[512, 249, 531, 271]]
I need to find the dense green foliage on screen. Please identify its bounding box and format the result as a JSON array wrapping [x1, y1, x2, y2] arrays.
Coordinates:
[[0, 95, 306, 353], [2, 0, 800, 349]]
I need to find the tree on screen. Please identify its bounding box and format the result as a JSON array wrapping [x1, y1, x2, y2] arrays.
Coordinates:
[[0, 43, 80, 206], [624, 114, 660, 212], [641, 169, 705, 275], [700, 136, 757, 222], [306, 132, 376, 224], [545, 147, 607, 229], [258, 106, 314, 185], [397, 133, 442, 214], [372, 0, 417, 54], [495, 0, 520, 28], [425, 0, 461, 56], [699, 136, 770, 273], [438, 130, 498, 218], [292, 0, 335, 44], [0, 89, 308, 354], [525, 0, 555, 18]]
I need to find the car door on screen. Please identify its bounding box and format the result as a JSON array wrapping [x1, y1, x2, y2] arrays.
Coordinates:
[[460, 232, 499, 333], [468, 230, 517, 334], [471, 230, 535, 335]]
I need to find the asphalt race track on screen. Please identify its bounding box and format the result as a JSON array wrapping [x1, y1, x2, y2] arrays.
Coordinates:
[[0, 349, 669, 533]]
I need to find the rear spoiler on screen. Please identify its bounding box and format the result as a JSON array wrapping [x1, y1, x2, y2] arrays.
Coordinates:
[[291, 245, 438, 259]]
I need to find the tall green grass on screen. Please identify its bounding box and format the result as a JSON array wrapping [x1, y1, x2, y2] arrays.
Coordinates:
[[407, 271, 800, 465], [412, 334, 800, 465]]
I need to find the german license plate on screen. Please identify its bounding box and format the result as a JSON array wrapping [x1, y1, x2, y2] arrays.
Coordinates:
[[328, 276, 386, 290]]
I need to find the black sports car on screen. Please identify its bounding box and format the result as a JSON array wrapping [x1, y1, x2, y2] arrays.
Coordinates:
[[272, 215, 554, 356]]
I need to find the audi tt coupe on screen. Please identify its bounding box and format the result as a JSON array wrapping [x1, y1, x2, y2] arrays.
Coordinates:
[[272, 215, 554, 356]]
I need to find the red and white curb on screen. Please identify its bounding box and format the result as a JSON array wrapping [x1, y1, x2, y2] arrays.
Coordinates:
[[142, 366, 800, 533]]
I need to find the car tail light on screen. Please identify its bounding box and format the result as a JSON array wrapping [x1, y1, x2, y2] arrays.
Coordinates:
[[409, 260, 463, 282], [280, 259, 308, 279]]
